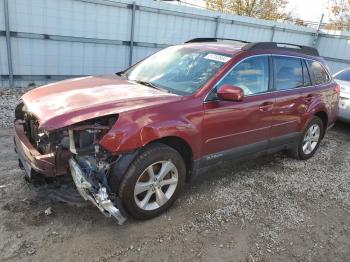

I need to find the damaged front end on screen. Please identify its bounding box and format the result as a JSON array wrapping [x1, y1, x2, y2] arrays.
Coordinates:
[[67, 117, 127, 224], [15, 102, 128, 224]]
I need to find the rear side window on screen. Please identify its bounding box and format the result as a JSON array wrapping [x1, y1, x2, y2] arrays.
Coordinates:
[[274, 56, 303, 90], [334, 69, 350, 82], [302, 60, 312, 86], [307, 60, 330, 85]]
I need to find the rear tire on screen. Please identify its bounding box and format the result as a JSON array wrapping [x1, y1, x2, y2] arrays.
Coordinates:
[[289, 116, 324, 160], [118, 143, 186, 220]]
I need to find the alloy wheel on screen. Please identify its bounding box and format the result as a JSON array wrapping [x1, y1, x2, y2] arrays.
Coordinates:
[[302, 124, 321, 155], [134, 160, 178, 211]]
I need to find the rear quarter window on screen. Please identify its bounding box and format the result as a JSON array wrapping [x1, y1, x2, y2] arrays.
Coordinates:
[[307, 60, 330, 85]]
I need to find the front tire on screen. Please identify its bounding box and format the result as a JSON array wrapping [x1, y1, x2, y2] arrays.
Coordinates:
[[118, 143, 186, 220], [289, 116, 324, 160]]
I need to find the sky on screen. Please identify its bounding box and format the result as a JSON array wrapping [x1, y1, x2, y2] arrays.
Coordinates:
[[178, 0, 332, 23], [287, 0, 331, 22]]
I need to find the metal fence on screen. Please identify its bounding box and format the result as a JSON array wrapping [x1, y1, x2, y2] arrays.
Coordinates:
[[1, 0, 350, 88]]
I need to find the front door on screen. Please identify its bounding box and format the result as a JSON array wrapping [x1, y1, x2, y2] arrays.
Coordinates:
[[202, 55, 274, 162]]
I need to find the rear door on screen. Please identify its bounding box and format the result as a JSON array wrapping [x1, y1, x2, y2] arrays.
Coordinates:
[[270, 55, 306, 147], [301, 59, 337, 125], [202, 55, 274, 162]]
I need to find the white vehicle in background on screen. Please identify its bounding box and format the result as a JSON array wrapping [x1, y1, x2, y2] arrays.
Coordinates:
[[334, 68, 350, 123]]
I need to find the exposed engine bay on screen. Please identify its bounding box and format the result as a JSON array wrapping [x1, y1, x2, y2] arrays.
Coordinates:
[[15, 102, 128, 224], [68, 122, 127, 224]]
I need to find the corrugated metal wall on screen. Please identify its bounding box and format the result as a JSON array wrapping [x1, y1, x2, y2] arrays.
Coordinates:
[[1, 0, 350, 88]]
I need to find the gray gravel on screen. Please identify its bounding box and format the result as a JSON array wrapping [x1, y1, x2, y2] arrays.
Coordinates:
[[0, 89, 349, 261], [0, 88, 27, 128]]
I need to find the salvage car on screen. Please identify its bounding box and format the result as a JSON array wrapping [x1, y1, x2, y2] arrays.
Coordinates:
[[334, 68, 350, 122], [14, 39, 340, 224]]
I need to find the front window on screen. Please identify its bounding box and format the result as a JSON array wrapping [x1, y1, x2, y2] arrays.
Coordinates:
[[124, 46, 232, 95], [217, 56, 269, 95]]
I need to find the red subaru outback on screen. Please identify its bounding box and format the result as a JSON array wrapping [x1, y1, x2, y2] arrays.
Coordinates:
[[14, 39, 339, 224]]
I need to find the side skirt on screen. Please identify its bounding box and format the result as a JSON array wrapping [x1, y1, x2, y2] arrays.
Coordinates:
[[192, 132, 302, 180]]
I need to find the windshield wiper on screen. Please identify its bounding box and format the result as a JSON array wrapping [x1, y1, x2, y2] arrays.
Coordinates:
[[133, 80, 169, 93]]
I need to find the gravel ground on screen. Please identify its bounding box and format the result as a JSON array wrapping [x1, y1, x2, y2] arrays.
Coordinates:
[[0, 88, 28, 128], [0, 89, 350, 261]]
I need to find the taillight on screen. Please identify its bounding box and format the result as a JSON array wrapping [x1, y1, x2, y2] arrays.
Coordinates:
[[335, 84, 340, 94]]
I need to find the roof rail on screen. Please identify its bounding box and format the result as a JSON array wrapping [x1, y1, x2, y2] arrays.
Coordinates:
[[242, 42, 319, 56], [185, 38, 319, 56], [185, 38, 250, 44]]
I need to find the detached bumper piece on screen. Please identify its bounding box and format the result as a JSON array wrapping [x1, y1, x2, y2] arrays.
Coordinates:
[[69, 158, 126, 225], [14, 120, 56, 178], [14, 120, 70, 179]]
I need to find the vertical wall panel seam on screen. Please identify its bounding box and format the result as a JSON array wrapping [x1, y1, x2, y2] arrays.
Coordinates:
[[214, 16, 220, 37], [129, 1, 136, 66], [4, 0, 13, 87]]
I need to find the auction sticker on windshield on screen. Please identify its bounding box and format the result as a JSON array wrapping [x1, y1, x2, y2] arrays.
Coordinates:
[[204, 54, 231, 63]]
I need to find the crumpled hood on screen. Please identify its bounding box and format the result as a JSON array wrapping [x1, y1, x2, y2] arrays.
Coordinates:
[[21, 75, 179, 131]]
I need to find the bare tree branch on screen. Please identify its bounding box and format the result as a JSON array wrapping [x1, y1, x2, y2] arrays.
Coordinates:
[[206, 0, 290, 21]]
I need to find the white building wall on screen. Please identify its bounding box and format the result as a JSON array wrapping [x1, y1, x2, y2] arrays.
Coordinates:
[[1, 0, 350, 88]]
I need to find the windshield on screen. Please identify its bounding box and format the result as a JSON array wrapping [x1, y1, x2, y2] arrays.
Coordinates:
[[124, 46, 232, 95], [334, 69, 350, 82]]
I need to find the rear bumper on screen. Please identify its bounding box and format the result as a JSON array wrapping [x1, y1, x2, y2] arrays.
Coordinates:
[[14, 120, 68, 178]]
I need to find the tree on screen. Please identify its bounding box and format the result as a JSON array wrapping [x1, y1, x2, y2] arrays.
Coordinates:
[[324, 0, 350, 30], [206, 0, 290, 21], [329, 0, 350, 23], [293, 18, 307, 27]]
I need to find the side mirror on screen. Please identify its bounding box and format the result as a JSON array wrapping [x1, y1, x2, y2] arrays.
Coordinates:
[[217, 85, 244, 101]]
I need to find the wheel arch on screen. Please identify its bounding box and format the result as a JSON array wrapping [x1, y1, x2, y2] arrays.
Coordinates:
[[108, 135, 195, 194], [146, 136, 194, 182], [314, 111, 328, 138]]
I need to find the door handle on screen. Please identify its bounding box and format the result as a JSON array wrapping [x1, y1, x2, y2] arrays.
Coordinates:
[[259, 101, 274, 112]]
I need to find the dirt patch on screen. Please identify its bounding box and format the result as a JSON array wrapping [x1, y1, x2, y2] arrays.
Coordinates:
[[0, 123, 350, 261]]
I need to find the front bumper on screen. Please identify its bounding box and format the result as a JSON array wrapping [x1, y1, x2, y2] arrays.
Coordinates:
[[69, 158, 127, 224], [14, 120, 56, 178]]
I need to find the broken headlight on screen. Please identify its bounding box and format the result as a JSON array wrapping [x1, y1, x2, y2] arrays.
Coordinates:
[[67, 115, 118, 155]]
